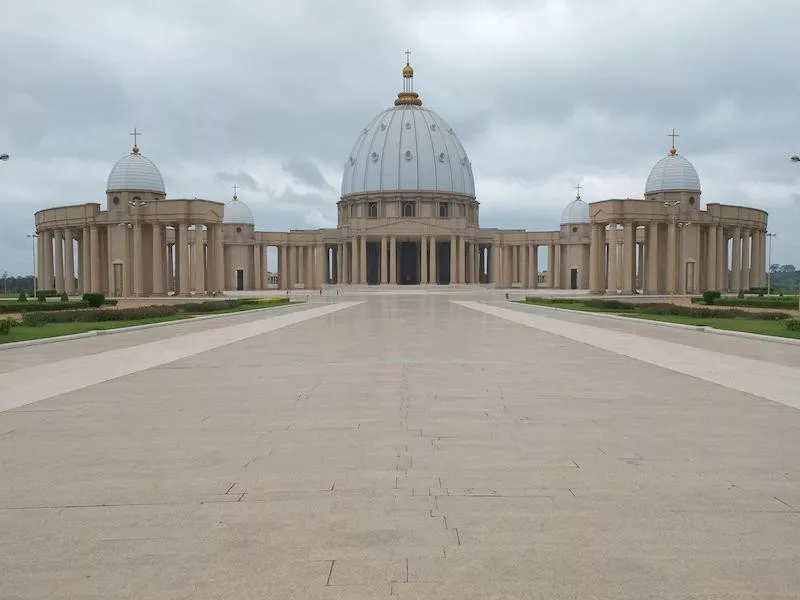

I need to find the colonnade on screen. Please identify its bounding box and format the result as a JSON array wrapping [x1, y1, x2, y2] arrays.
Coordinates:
[[275, 243, 327, 290], [589, 221, 767, 295], [37, 222, 226, 297]]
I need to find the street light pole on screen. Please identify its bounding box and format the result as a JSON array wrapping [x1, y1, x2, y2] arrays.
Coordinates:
[[765, 232, 777, 295], [27, 233, 39, 297]]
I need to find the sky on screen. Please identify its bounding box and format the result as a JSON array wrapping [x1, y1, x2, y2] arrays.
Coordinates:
[[1, 0, 799, 275]]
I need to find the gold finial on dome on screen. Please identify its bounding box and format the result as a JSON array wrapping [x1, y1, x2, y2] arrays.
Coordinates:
[[129, 127, 142, 155], [395, 50, 422, 106], [667, 128, 679, 155]]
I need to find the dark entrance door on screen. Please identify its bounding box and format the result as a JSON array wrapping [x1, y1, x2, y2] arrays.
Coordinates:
[[398, 241, 419, 284], [236, 269, 244, 291], [570, 268, 578, 289], [437, 242, 452, 284], [366, 242, 380, 285]]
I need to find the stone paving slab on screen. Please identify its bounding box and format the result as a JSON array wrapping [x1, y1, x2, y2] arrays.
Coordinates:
[[1, 294, 800, 598]]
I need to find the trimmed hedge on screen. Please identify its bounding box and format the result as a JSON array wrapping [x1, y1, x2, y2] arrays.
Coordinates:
[[0, 300, 90, 314], [786, 319, 800, 332], [20, 297, 289, 326], [0, 319, 10, 335], [702, 290, 721, 305], [691, 296, 798, 309], [22, 304, 179, 326], [526, 297, 793, 321]]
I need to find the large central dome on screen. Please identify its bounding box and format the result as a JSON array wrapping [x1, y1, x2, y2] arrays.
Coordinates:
[[340, 60, 475, 198]]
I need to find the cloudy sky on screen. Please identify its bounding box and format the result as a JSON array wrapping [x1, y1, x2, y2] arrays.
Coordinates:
[[1, 0, 799, 275]]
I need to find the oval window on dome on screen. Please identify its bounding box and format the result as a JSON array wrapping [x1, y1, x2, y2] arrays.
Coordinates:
[[370, 152, 379, 162], [404, 150, 413, 161], [405, 122, 412, 130], [438, 152, 447, 162], [430, 123, 437, 131], [349, 156, 355, 165], [380, 123, 387, 130]]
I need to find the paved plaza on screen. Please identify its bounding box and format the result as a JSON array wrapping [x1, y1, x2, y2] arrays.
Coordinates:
[[1, 290, 800, 599]]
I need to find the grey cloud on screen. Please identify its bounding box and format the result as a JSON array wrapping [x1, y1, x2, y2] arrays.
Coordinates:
[[282, 158, 334, 191], [216, 170, 260, 192]]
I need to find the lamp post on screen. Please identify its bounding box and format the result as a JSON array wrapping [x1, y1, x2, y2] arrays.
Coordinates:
[[765, 232, 777, 295], [26, 233, 39, 297]]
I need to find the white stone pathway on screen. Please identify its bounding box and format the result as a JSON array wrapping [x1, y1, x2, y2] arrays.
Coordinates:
[[456, 301, 800, 410], [0, 302, 361, 412]]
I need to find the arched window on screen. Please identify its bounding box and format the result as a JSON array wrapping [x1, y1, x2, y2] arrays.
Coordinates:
[[368, 202, 378, 218], [402, 202, 415, 217]]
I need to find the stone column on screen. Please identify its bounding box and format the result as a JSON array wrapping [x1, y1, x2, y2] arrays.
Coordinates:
[[546, 244, 554, 287], [666, 222, 676, 294], [531, 244, 538, 288], [741, 230, 751, 291], [511, 245, 519, 285], [474, 244, 481, 284], [360, 236, 367, 284], [152, 224, 165, 295], [467, 242, 475, 285], [607, 226, 618, 293], [450, 235, 457, 285], [428, 236, 437, 284], [279, 244, 288, 290], [178, 223, 189, 295], [380, 236, 388, 284], [193, 226, 205, 293], [622, 222, 634, 294], [215, 225, 225, 291], [636, 241, 644, 291], [131, 223, 143, 296], [341, 242, 349, 284], [756, 230, 766, 287], [167, 244, 175, 292], [589, 225, 601, 293], [80, 226, 90, 293], [706, 225, 718, 291], [350, 236, 359, 284], [646, 223, 658, 294], [716, 229, 726, 292], [336, 243, 343, 284], [390, 236, 397, 284], [490, 244, 499, 286], [296, 245, 304, 287], [731, 227, 742, 291], [553, 244, 561, 289], [43, 230, 54, 291], [458, 235, 466, 283], [316, 244, 326, 288], [420, 236, 428, 284], [253, 243, 262, 290], [53, 229, 64, 294], [63, 228, 75, 295]]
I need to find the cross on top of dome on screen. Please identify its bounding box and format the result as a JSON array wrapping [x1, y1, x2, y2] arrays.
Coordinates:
[[395, 50, 422, 106]]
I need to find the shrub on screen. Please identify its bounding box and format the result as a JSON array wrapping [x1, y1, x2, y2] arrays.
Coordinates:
[[22, 304, 179, 326], [37, 290, 58, 298], [82, 292, 105, 308], [737, 290, 745, 299], [37, 292, 46, 302], [60, 293, 69, 302], [0, 319, 10, 335], [17, 292, 27, 302], [0, 301, 89, 314], [584, 299, 635, 310], [785, 319, 800, 332], [702, 290, 721, 305]]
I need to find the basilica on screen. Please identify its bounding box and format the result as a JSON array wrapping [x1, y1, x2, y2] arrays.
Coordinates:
[[33, 59, 768, 297]]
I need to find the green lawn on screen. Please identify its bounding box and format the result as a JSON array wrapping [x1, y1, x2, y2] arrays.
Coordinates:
[[0, 297, 295, 344], [521, 299, 800, 340]]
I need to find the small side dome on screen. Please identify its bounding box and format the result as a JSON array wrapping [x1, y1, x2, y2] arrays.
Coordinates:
[[223, 194, 255, 225], [107, 150, 165, 194], [645, 150, 701, 194], [561, 197, 590, 224]]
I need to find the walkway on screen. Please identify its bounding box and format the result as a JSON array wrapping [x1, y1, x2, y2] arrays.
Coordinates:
[[1, 292, 799, 599]]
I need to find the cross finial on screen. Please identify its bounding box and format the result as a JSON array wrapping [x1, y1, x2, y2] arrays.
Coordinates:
[[574, 182, 583, 199], [405, 49, 411, 65], [232, 184, 239, 199], [129, 127, 142, 153], [668, 128, 679, 153]]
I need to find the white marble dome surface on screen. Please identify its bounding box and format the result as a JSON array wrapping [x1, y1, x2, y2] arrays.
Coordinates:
[[341, 105, 475, 198], [561, 198, 590, 224], [223, 197, 255, 225], [645, 152, 701, 194], [107, 151, 165, 194]]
